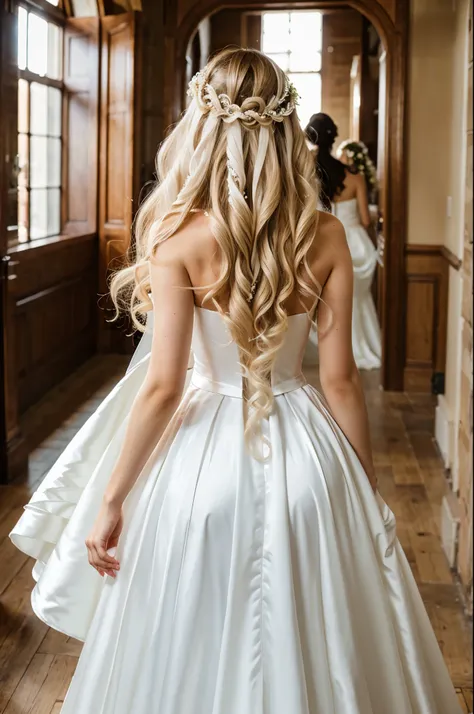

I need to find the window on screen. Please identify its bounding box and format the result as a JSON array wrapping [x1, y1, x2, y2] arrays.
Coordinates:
[[17, 5, 64, 242], [262, 11, 322, 128]]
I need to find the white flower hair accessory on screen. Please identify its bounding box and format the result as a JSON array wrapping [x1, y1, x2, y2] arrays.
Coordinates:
[[187, 70, 299, 126], [337, 140, 378, 189]]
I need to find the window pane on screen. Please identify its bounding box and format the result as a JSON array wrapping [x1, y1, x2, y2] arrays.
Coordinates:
[[18, 79, 29, 133], [30, 136, 61, 188], [47, 138, 61, 186], [48, 189, 60, 235], [30, 82, 47, 134], [30, 83, 62, 136], [47, 22, 63, 80], [45, 0, 59, 5], [48, 87, 62, 136], [18, 187, 29, 243], [30, 136, 48, 188], [28, 14, 48, 76], [30, 189, 47, 238], [18, 134, 29, 188], [18, 7, 27, 70], [262, 12, 290, 53], [266, 53, 290, 72], [70, 0, 99, 16], [30, 188, 60, 239], [289, 12, 322, 53], [289, 49, 322, 73], [288, 72, 321, 128]]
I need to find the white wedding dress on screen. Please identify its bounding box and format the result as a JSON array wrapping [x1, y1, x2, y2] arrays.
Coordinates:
[[10, 307, 462, 714], [335, 199, 381, 369], [307, 200, 382, 370]]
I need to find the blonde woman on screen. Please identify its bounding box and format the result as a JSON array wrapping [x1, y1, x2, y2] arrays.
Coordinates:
[[11, 49, 462, 714]]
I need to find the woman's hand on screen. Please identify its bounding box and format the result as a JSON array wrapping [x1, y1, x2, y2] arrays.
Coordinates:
[[86, 500, 122, 578]]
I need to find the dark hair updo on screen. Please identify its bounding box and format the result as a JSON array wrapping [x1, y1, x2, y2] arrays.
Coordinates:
[[305, 113, 338, 150], [305, 113, 349, 209]]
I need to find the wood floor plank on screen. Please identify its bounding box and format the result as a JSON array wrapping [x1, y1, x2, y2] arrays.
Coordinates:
[[457, 689, 470, 712], [463, 688, 473, 710], [409, 531, 455, 584], [2, 653, 54, 714], [37, 629, 82, 657], [0, 612, 49, 712], [0, 560, 36, 646], [0, 505, 26, 541], [0, 538, 29, 597], [420, 583, 473, 688], [392, 463, 424, 485], [26, 656, 77, 714]]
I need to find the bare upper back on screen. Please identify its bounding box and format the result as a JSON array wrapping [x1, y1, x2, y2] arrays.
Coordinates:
[[333, 169, 362, 203], [159, 209, 346, 315]]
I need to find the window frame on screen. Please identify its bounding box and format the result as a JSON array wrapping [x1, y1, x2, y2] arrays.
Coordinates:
[[16, 0, 66, 245], [261, 10, 323, 127]]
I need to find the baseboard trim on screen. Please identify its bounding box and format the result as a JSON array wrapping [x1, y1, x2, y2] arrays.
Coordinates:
[[435, 396, 452, 469], [441, 491, 460, 568]]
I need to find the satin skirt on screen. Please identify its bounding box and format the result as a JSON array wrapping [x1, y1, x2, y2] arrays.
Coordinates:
[[9, 377, 460, 712]]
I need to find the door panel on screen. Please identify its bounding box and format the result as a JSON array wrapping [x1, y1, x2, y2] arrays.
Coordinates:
[[376, 48, 387, 327], [63, 18, 100, 235], [0, 1, 26, 481], [98, 13, 141, 353]]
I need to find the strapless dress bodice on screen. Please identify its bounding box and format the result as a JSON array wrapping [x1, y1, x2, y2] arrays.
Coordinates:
[[332, 198, 361, 228], [191, 307, 310, 398]]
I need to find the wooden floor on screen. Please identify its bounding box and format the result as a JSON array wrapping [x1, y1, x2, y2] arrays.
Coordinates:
[[0, 360, 472, 713]]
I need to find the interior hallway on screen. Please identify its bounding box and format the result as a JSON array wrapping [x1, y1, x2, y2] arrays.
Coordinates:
[[0, 360, 472, 713]]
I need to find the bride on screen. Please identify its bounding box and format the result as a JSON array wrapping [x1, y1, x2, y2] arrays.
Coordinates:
[[305, 113, 382, 371], [10, 48, 462, 714]]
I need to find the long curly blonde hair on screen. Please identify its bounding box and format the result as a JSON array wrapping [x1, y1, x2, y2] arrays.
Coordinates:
[[110, 48, 320, 446]]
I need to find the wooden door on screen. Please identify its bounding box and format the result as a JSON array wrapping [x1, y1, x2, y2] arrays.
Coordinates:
[[0, 0, 26, 482], [375, 48, 387, 327], [63, 18, 100, 236], [98, 13, 141, 353]]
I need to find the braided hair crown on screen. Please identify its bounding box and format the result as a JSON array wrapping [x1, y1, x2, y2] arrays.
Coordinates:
[[187, 66, 299, 127]]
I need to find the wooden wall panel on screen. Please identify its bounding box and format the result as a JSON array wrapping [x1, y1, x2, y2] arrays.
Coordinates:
[[9, 236, 98, 414], [140, 0, 165, 187], [63, 19, 100, 235], [359, 22, 380, 161], [242, 12, 262, 49], [322, 10, 363, 143], [1, 2, 26, 481], [99, 13, 140, 353], [404, 246, 449, 392], [210, 9, 244, 54]]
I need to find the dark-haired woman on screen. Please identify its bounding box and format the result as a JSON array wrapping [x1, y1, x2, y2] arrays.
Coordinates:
[[306, 113, 381, 371]]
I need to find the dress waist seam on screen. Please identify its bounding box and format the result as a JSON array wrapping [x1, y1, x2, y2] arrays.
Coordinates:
[[190, 371, 307, 399]]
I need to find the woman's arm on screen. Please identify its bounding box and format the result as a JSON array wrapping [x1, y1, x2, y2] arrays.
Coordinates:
[[316, 217, 377, 492], [86, 236, 194, 577]]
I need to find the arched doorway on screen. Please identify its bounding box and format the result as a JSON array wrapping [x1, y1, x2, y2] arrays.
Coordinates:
[[162, 0, 408, 391]]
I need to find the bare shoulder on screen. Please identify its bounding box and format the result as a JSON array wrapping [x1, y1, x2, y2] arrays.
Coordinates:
[[152, 210, 215, 266], [352, 171, 366, 188], [315, 210, 348, 254], [304, 211, 350, 292]]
